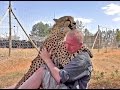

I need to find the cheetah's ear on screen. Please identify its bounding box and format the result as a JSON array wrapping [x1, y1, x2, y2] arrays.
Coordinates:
[[53, 19, 58, 22]]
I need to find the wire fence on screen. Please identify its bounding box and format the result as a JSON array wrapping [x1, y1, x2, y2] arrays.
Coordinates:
[[0, 1, 119, 57]]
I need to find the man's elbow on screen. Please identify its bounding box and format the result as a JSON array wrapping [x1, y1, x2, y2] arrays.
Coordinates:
[[55, 76, 61, 84]]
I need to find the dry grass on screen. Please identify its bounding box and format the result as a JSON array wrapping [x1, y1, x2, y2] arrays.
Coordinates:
[[0, 48, 120, 89], [0, 48, 38, 88], [88, 48, 120, 89]]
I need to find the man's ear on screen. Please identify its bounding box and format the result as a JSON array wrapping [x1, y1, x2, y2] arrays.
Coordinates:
[[53, 19, 58, 22]]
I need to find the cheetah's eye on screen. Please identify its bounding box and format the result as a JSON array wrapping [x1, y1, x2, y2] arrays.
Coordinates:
[[66, 19, 70, 21]]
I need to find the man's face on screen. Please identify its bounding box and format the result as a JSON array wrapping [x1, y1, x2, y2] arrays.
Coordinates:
[[64, 31, 83, 54], [64, 41, 80, 54]]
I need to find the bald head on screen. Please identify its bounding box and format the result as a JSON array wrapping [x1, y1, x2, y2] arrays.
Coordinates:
[[64, 30, 83, 46], [64, 30, 83, 53]]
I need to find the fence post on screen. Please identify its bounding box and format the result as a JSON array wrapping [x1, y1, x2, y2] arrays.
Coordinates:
[[8, 1, 12, 56], [105, 28, 108, 53], [98, 25, 100, 52]]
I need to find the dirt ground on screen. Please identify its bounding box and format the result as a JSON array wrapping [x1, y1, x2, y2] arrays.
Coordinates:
[[0, 48, 120, 89]]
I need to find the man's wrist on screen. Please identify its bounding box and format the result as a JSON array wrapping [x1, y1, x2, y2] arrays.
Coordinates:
[[45, 59, 52, 65]]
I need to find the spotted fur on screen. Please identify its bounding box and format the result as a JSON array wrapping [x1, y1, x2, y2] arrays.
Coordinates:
[[15, 16, 92, 89]]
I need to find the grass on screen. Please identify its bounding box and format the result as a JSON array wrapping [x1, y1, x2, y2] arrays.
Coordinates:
[[0, 48, 37, 88], [0, 48, 120, 89]]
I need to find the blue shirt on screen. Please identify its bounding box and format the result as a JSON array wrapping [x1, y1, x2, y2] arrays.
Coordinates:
[[59, 51, 93, 89]]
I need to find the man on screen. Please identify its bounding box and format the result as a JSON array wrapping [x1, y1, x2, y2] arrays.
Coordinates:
[[5, 30, 93, 89]]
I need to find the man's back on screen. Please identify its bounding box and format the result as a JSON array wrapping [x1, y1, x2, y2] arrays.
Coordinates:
[[59, 49, 93, 89]]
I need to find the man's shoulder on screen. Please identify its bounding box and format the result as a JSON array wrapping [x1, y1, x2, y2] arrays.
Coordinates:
[[77, 51, 90, 59], [82, 48, 93, 58], [73, 51, 93, 67]]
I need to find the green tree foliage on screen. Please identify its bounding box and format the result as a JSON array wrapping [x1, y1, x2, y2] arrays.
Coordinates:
[[31, 22, 51, 37], [116, 29, 120, 42]]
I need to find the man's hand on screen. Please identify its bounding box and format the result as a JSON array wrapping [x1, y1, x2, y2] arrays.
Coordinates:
[[39, 47, 52, 63], [39, 47, 61, 84]]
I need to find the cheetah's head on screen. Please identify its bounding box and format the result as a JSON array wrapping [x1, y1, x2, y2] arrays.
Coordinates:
[[50, 16, 76, 35], [53, 16, 76, 30]]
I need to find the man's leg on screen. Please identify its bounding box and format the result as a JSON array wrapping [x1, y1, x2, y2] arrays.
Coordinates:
[[18, 67, 45, 89], [41, 67, 68, 89]]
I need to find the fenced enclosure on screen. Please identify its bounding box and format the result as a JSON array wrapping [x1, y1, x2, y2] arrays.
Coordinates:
[[0, 1, 120, 89], [84, 25, 118, 52], [0, 1, 119, 56], [0, 40, 42, 48]]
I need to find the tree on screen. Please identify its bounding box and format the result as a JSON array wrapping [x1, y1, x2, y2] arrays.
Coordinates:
[[31, 22, 51, 37]]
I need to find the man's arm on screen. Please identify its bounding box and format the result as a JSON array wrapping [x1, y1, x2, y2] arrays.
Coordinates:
[[39, 47, 61, 84], [39, 47, 92, 85], [44, 58, 61, 84]]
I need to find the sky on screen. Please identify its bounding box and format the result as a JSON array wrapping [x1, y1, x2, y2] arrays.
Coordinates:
[[0, 1, 120, 40]]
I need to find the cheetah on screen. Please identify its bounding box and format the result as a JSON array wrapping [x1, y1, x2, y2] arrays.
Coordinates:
[[15, 16, 93, 89]]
